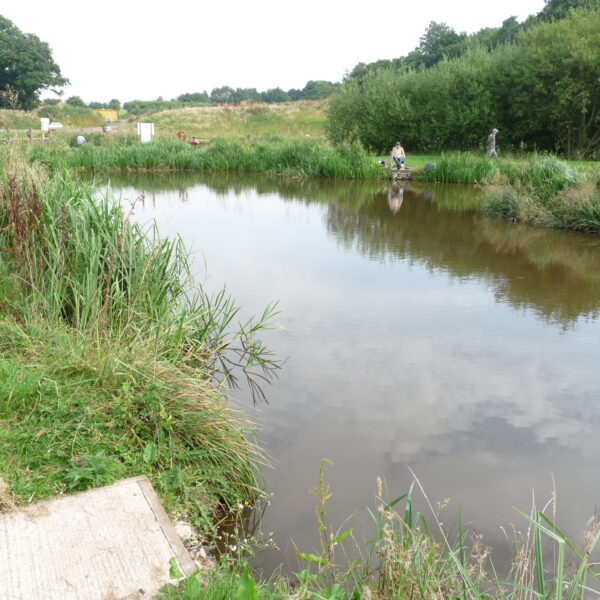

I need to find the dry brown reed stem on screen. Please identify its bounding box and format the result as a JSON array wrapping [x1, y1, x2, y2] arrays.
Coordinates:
[[0, 145, 45, 267], [0, 476, 16, 512]]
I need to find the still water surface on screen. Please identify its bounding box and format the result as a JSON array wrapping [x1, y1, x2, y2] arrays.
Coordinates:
[[103, 172, 600, 573]]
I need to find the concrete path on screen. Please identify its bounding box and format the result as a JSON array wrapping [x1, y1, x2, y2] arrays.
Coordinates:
[[0, 476, 196, 600]]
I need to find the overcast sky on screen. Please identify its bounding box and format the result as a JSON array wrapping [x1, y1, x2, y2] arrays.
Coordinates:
[[4, 0, 545, 103]]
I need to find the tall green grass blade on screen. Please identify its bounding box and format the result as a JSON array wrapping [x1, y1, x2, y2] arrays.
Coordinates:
[[404, 482, 414, 529], [238, 565, 258, 600], [535, 512, 546, 598]]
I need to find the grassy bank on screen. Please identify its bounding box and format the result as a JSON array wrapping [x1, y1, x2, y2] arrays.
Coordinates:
[[0, 145, 277, 530], [31, 137, 385, 179], [414, 153, 600, 233]]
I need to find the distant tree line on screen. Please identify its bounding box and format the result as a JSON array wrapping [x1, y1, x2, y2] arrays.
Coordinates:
[[328, 1, 600, 158], [122, 81, 339, 116], [36, 80, 338, 118]]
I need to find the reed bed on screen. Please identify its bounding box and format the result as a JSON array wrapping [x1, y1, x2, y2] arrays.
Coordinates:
[[0, 144, 277, 527], [413, 153, 584, 188], [31, 137, 386, 179]]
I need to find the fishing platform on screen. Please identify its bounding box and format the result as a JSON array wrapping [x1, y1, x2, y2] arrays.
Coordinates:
[[393, 167, 413, 181]]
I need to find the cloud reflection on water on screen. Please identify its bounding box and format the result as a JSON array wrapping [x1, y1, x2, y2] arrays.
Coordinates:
[[100, 172, 600, 573]]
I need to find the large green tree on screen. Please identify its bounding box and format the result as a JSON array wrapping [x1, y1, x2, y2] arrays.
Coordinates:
[[409, 22, 467, 68], [65, 95, 86, 108], [328, 47, 496, 153], [538, 0, 600, 20], [0, 16, 68, 109], [210, 86, 236, 104]]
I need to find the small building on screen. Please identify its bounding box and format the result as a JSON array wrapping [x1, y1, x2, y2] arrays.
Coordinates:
[[91, 109, 119, 123]]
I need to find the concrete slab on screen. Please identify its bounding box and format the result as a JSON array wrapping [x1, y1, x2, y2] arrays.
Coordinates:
[[0, 476, 196, 600]]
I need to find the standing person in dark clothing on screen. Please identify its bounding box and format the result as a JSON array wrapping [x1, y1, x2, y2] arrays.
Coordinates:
[[487, 128, 499, 158]]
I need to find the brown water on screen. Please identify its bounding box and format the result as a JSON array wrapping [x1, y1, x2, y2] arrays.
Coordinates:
[[103, 172, 600, 574]]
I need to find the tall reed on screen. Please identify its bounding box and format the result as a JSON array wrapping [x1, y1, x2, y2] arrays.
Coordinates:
[[31, 137, 386, 179], [1, 144, 279, 394]]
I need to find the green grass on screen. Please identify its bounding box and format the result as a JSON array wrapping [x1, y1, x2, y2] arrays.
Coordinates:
[[0, 328, 258, 520], [0, 144, 278, 532], [155, 564, 289, 600], [375, 152, 599, 177]]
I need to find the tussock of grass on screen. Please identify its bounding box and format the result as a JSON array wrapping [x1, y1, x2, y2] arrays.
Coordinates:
[[32, 137, 385, 179]]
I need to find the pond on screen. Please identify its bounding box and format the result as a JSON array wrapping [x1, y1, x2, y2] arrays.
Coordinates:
[[101, 171, 600, 575]]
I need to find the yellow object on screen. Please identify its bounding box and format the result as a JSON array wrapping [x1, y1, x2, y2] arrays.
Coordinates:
[[92, 109, 119, 123]]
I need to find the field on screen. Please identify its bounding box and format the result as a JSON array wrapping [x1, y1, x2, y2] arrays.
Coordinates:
[[0, 100, 329, 143], [130, 100, 328, 140], [0, 108, 40, 130]]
